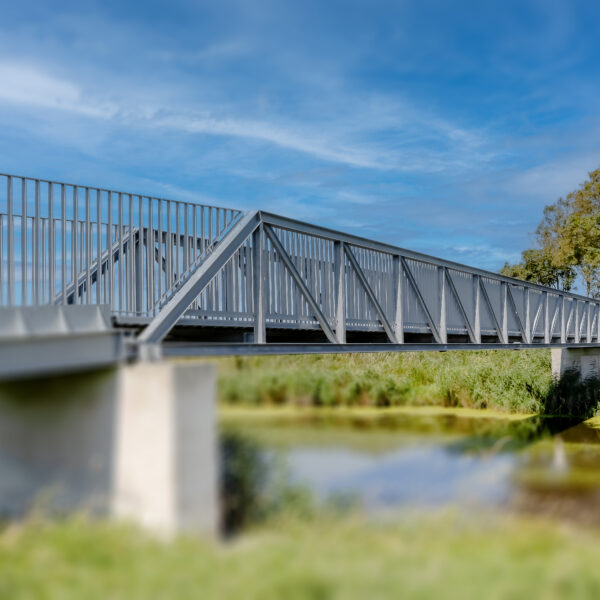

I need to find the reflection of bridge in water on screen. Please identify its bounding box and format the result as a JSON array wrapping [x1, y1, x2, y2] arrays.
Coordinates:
[[1, 171, 599, 537], [1, 172, 600, 376]]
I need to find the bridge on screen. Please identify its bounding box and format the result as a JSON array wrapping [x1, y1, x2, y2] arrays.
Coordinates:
[[1, 172, 599, 377], [0, 171, 598, 536]]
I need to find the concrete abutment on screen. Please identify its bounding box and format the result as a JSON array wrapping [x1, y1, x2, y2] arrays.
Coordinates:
[[551, 347, 600, 381], [0, 360, 218, 538]]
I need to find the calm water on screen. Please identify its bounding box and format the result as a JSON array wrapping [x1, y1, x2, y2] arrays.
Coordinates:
[[222, 411, 600, 522]]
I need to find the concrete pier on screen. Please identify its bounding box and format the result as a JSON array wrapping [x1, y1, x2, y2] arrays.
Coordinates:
[[551, 348, 600, 381], [0, 360, 218, 538]]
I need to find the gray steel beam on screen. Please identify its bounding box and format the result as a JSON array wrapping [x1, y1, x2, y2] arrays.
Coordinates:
[[161, 341, 600, 357]]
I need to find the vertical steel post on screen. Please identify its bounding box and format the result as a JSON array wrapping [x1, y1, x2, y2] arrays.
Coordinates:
[[128, 194, 135, 314], [61, 184, 66, 304], [543, 291, 550, 343], [575, 300, 580, 343], [49, 183, 55, 303], [175, 202, 180, 282], [85, 188, 91, 304], [501, 282, 508, 344], [184, 203, 189, 273], [560, 295, 566, 343], [334, 240, 345, 343], [474, 275, 481, 343], [252, 223, 266, 343], [7, 176, 14, 305], [0, 214, 3, 304], [393, 254, 404, 343], [439, 266, 447, 344], [33, 179, 40, 304], [136, 195, 144, 315], [72, 186, 78, 304], [107, 192, 113, 308], [96, 190, 102, 305], [157, 200, 163, 300], [525, 288, 531, 344], [118, 193, 124, 313], [166, 200, 172, 290], [21, 178, 27, 304], [587, 301, 592, 343], [146, 198, 154, 315]]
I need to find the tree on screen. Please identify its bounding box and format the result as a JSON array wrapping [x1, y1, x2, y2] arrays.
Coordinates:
[[501, 247, 575, 290], [535, 168, 600, 297]]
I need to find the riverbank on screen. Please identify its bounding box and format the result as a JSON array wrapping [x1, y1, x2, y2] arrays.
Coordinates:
[[218, 350, 552, 414], [3, 512, 600, 599]]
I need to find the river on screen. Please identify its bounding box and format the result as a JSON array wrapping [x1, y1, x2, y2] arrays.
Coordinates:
[[221, 408, 600, 527]]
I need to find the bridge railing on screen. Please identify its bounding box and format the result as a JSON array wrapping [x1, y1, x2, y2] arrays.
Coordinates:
[[0, 173, 243, 316]]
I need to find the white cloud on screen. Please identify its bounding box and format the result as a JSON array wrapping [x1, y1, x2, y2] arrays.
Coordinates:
[[509, 154, 600, 202], [0, 59, 497, 175], [0, 62, 116, 118]]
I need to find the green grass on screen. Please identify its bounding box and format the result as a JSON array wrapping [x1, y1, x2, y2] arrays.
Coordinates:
[[218, 350, 553, 414], [3, 512, 600, 599]]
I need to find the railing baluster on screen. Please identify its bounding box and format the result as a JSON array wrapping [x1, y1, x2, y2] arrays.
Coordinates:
[[128, 193, 134, 314], [72, 185, 78, 304], [33, 180, 40, 304], [0, 214, 3, 305], [41, 216, 46, 303], [96, 190, 102, 305], [118, 193, 124, 313], [184, 203, 189, 273], [61, 184, 66, 304], [175, 202, 180, 283], [166, 200, 172, 290], [7, 176, 14, 305], [21, 178, 27, 305], [157, 200, 163, 301], [85, 188, 91, 304], [146, 198, 154, 315]]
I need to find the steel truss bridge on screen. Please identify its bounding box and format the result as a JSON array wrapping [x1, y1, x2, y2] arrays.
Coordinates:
[[1, 172, 599, 376]]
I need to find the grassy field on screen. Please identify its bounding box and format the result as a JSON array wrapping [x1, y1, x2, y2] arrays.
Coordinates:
[[218, 350, 554, 414], [2, 512, 600, 599]]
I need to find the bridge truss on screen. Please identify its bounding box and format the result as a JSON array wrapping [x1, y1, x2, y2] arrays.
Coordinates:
[[1, 172, 600, 361]]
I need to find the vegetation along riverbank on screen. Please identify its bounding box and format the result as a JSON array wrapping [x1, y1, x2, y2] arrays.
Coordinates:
[[217, 349, 600, 416], [3, 512, 600, 599]]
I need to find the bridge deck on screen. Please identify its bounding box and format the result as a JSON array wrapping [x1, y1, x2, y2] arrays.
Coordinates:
[[1, 172, 599, 362]]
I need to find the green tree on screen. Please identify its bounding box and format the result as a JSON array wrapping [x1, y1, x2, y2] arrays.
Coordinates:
[[501, 247, 575, 290], [535, 168, 600, 296]]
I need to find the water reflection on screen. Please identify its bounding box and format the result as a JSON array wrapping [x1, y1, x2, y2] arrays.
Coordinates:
[[221, 411, 600, 529]]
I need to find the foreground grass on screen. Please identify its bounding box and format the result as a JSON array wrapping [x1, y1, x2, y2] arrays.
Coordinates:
[[218, 350, 552, 413], [2, 513, 600, 599]]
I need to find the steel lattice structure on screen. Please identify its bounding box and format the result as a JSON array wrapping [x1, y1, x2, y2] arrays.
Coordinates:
[[1, 172, 600, 359]]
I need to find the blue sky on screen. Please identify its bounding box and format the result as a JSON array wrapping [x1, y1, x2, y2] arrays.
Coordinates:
[[1, 0, 600, 272]]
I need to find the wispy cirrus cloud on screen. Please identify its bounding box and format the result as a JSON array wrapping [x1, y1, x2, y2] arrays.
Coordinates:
[[0, 60, 496, 174]]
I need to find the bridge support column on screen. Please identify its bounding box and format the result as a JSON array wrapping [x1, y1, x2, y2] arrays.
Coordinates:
[[0, 360, 218, 538], [551, 348, 600, 381]]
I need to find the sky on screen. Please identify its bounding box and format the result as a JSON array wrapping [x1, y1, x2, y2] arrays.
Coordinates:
[[1, 0, 600, 273]]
